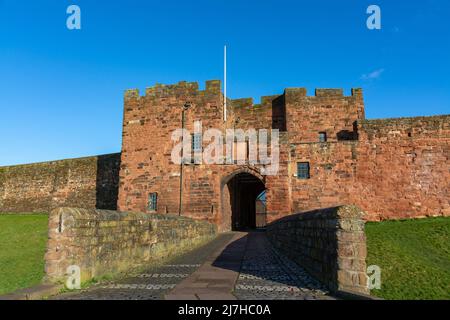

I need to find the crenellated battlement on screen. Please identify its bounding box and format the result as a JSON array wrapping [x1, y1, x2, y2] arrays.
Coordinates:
[[146, 81, 199, 97], [231, 98, 254, 108], [315, 89, 344, 97], [230, 87, 363, 109], [124, 88, 140, 99], [125, 80, 362, 105], [285, 87, 362, 98], [284, 88, 362, 98], [124, 80, 222, 100]]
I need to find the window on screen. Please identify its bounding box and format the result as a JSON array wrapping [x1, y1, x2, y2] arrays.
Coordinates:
[[191, 133, 202, 164], [297, 162, 310, 179], [148, 193, 157, 212], [319, 132, 327, 142], [192, 133, 202, 153]]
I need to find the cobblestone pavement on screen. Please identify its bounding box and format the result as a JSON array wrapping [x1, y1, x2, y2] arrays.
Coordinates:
[[233, 231, 333, 300], [54, 233, 235, 300], [53, 231, 333, 300]]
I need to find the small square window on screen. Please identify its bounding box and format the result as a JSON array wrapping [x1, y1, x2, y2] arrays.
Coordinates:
[[148, 193, 157, 212], [319, 132, 327, 142], [297, 162, 310, 179]]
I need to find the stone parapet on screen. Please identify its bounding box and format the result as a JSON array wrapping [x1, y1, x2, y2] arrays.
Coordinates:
[[45, 207, 217, 283], [267, 205, 369, 295]]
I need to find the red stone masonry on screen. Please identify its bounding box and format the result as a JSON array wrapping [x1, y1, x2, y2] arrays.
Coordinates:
[[352, 116, 450, 220], [117, 80, 450, 229], [0, 154, 121, 213], [1, 80, 447, 225]]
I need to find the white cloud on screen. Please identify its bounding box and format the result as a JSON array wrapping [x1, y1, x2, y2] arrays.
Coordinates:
[[361, 68, 385, 80]]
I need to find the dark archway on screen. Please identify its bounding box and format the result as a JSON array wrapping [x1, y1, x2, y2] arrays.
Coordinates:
[[226, 172, 266, 231]]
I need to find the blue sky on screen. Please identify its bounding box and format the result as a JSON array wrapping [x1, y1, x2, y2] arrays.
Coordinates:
[[1, 0, 449, 165]]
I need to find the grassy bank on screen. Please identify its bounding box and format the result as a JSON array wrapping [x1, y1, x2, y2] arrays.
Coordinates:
[[0, 214, 48, 295], [366, 217, 450, 300]]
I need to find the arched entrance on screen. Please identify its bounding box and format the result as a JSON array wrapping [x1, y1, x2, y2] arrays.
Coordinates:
[[222, 171, 266, 231]]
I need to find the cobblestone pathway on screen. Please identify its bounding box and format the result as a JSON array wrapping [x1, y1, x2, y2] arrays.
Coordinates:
[[234, 231, 332, 300], [54, 233, 235, 300], [54, 231, 333, 300]]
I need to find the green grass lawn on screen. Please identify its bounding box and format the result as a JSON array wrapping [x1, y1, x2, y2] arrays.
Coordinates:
[[0, 214, 48, 295], [366, 217, 450, 300]]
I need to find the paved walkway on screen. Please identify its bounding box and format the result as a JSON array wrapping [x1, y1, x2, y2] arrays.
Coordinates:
[[234, 231, 331, 300], [54, 231, 332, 300], [166, 232, 247, 300]]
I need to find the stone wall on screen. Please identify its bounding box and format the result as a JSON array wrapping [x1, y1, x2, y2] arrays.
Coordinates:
[[45, 207, 217, 283], [118, 81, 225, 222], [117, 81, 364, 229], [118, 81, 449, 227], [353, 116, 450, 220], [285, 88, 364, 143], [267, 205, 369, 295], [289, 141, 358, 214], [0, 153, 121, 213]]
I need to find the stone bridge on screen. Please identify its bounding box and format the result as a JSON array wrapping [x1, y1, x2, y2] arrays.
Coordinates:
[[45, 206, 369, 300]]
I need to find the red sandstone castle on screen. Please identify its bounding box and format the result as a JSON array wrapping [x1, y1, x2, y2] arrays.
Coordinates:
[[1, 80, 449, 230], [117, 80, 449, 231]]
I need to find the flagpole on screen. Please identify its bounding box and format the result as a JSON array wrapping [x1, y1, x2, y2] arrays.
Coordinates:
[[224, 45, 227, 122]]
